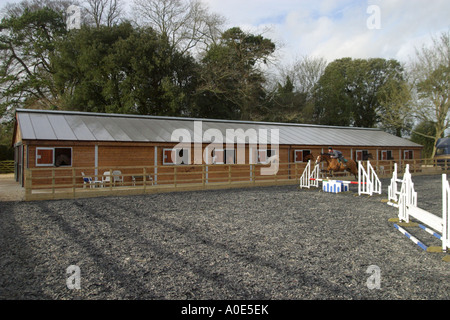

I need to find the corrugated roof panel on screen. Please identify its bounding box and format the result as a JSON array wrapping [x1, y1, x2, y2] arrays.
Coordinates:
[[281, 126, 308, 145], [280, 126, 303, 145], [64, 114, 96, 141], [30, 113, 57, 140], [210, 122, 261, 145], [327, 128, 360, 146], [125, 118, 161, 142], [48, 114, 77, 140], [112, 117, 149, 142], [97, 116, 132, 141], [17, 113, 36, 140], [81, 116, 114, 141], [147, 119, 177, 142]]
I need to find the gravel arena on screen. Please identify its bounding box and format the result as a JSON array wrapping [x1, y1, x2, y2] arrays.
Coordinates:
[[0, 174, 449, 301]]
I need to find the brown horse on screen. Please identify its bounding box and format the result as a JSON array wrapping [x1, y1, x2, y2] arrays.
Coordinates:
[[303, 154, 316, 163], [316, 153, 358, 179]]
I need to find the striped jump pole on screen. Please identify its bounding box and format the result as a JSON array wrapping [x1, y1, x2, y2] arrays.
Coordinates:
[[419, 224, 442, 241], [394, 224, 428, 251], [310, 178, 367, 184]]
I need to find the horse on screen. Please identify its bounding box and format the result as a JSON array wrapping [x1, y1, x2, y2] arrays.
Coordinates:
[[316, 153, 358, 179], [303, 153, 315, 163]]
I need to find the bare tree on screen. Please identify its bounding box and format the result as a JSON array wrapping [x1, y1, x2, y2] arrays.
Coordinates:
[[278, 55, 327, 99], [408, 31, 450, 158], [83, 0, 123, 27], [132, 0, 225, 55]]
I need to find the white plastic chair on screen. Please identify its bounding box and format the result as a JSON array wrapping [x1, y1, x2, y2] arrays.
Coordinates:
[[81, 172, 94, 188], [102, 171, 111, 187], [112, 170, 124, 186]]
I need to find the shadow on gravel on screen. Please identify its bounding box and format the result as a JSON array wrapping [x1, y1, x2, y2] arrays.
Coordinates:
[[107, 199, 357, 299]]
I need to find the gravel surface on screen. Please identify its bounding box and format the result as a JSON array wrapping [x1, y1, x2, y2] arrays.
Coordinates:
[[0, 174, 449, 300]]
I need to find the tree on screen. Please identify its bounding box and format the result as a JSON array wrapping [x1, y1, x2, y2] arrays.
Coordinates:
[[278, 55, 327, 100], [408, 31, 450, 158], [197, 27, 276, 121], [83, 0, 123, 27], [410, 120, 437, 158], [1, 0, 76, 17], [0, 6, 67, 118], [377, 76, 413, 136], [262, 76, 307, 123], [312, 58, 354, 126], [52, 22, 198, 115], [313, 57, 408, 128], [132, 0, 224, 55]]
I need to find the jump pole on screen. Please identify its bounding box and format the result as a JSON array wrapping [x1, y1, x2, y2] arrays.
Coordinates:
[[310, 178, 367, 185], [393, 224, 429, 251], [419, 224, 442, 241]]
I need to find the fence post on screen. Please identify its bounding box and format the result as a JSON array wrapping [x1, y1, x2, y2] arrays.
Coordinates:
[[202, 165, 205, 187], [109, 169, 113, 191], [25, 169, 32, 200], [72, 168, 76, 198], [143, 167, 147, 193], [174, 166, 177, 187], [52, 168, 55, 195], [228, 165, 231, 184], [252, 165, 256, 184]]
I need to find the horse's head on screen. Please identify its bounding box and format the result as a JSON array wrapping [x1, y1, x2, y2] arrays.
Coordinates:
[[316, 153, 331, 164], [304, 154, 314, 162], [315, 154, 322, 164]]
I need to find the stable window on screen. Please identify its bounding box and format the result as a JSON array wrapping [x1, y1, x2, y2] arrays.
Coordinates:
[[55, 148, 72, 166], [403, 150, 413, 160], [212, 149, 235, 164], [163, 148, 190, 165], [294, 150, 311, 163], [355, 150, 369, 161], [381, 150, 394, 160], [224, 149, 235, 164], [258, 149, 276, 164], [212, 149, 224, 164], [36, 147, 72, 167]]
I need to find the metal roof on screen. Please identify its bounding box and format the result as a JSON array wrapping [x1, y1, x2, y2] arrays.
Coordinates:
[[15, 109, 422, 148]]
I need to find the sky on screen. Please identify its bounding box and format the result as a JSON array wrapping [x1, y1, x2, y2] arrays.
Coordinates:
[[1, 0, 449, 66], [201, 0, 450, 65]]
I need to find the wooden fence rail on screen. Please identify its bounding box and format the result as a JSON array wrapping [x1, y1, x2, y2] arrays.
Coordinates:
[[23, 158, 449, 201], [0, 160, 15, 174]]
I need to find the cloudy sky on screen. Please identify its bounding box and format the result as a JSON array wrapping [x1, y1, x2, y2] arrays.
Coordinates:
[[202, 0, 450, 65], [1, 0, 449, 65]]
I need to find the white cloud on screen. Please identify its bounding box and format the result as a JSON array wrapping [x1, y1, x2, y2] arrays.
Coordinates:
[[204, 0, 450, 65]]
